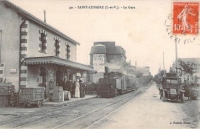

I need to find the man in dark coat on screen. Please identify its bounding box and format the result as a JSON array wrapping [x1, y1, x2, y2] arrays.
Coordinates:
[[79, 80, 85, 98], [68, 79, 73, 97], [66, 80, 71, 91], [71, 81, 76, 98], [63, 77, 72, 91], [63, 78, 68, 91], [183, 81, 191, 100]]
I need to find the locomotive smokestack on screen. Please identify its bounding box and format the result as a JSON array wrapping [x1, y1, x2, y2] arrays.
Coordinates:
[[104, 67, 109, 78], [44, 10, 46, 23]]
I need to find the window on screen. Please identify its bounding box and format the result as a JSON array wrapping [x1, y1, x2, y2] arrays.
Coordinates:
[[55, 39, 60, 57], [39, 30, 47, 53], [66, 44, 71, 59]]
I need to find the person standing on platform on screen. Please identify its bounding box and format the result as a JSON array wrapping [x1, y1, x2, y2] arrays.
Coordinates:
[[66, 79, 70, 91], [79, 79, 85, 98], [71, 81, 76, 98], [75, 79, 80, 98], [69, 79, 73, 97], [63, 77, 68, 91]]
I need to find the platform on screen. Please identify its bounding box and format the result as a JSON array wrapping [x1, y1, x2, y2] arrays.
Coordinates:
[[43, 95, 96, 107]]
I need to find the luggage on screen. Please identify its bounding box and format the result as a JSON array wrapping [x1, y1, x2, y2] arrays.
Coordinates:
[[52, 86, 64, 102], [64, 91, 71, 100], [52, 91, 64, 102]]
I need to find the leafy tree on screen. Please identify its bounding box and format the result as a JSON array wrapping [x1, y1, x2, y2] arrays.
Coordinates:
[[132, 70, 143, 78], [153, 70, 166, 84], [177, 59, 194, 75]]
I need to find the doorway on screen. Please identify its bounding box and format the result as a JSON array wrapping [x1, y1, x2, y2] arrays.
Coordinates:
[[56, 70, 64, 86]]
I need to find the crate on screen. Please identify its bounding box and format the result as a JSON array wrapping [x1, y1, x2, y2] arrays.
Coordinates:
[[9, 93, 18, 106], [52, 91, 64, 102], [0, 95, 10, 107], [53, 86, 63, 92], [0, 85, 15, 95], [19, 87, 45, 103]]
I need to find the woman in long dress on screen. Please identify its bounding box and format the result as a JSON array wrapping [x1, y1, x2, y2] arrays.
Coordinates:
[[75, 80, 80, 98]]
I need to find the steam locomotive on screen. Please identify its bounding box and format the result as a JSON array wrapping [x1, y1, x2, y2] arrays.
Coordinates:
[[96, 71, 137, 98]]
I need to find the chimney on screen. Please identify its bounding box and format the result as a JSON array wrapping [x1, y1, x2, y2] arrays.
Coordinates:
[[44, 10, 46, 23]]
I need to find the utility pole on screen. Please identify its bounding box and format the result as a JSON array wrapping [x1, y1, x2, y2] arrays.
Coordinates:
[[175, 37, 178, 77], [163, 51, 166, 77], [159, 63, 161, 73], [0, 30, 2, 64], [44, 10, 46, 23], [163, 51, 165, 70]]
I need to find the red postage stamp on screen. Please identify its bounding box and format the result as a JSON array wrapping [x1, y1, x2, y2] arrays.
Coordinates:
[[173, 2, 199, 35]]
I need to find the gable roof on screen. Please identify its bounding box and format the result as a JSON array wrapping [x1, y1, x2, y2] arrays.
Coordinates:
[[3, 0, 80, 45], [90, 45, 106, 54]]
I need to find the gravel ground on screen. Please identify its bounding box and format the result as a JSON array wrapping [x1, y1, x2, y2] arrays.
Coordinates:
[[0, 85, 148, 129], [89, 82, 199, 129], [179, 98, 200, 128], [1, 82, 198, 129]]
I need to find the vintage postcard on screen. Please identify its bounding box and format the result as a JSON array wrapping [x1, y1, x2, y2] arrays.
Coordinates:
[[0, 0, 199, 129]]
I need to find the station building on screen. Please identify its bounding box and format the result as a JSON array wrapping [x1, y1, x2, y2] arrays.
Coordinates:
[[0, 1, 94, 99]]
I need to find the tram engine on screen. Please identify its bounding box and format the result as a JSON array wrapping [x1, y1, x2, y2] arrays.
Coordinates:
[[97, 78, 117, 98], [97, 72, 136, 98]]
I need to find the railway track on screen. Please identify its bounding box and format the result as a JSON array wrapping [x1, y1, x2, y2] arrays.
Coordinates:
[[53, 90, 143, 129], [0, 97, 95, 125], [0, 85, 150, 129], [85, 93, 142, 129], [14, 92, 139, 129]]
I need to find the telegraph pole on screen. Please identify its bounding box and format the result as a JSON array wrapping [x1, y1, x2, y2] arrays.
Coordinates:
[[163, 51, 166, 77], [175, 37, 178, 77], [0, 30, 2, 64], [44, 10, 46, 23], [163, 51, 165, 70]]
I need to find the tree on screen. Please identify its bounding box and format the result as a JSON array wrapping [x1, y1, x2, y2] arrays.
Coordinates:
[[153, 70, 166, 84], [133, 71, 143, 78], [177, 59, 194, 75]]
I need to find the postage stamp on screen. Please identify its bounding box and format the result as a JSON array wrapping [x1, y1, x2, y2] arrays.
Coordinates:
[[173, 2, 199, 35]]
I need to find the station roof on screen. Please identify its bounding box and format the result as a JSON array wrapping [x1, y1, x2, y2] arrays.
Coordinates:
[[25, 56, 94, 72], [3, 0, 80, 45]]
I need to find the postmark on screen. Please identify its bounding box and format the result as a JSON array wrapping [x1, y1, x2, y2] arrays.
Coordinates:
[[165, 1, 200, 44]]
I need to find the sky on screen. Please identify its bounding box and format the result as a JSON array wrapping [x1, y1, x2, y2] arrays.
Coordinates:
[[9, 0, 200, 76]]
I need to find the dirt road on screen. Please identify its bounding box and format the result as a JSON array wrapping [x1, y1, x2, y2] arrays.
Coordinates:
[[89, 82, 199, 129]]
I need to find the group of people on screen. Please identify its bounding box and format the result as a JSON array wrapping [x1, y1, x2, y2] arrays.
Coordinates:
[[63, 78, 85, 98]]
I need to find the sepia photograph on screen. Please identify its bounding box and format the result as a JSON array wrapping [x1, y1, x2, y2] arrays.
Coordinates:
[[0, 0, 199, 129]]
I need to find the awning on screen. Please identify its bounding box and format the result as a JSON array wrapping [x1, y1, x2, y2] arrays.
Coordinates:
[[24, 56, 95, 72]]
